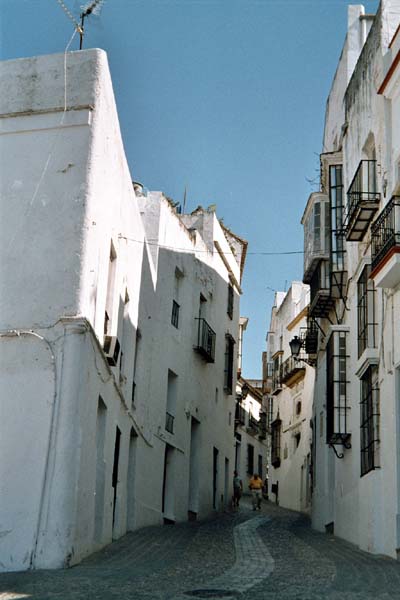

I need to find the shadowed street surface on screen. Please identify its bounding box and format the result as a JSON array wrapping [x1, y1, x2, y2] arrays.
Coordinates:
[[1, 499, 400, 599]]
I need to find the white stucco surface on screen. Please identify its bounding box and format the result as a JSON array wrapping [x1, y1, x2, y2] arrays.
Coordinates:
[[0, 49, 247, 571]]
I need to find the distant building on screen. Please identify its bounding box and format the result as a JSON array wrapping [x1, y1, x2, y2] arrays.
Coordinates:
[[301, 1, 400, 557], [234, 317, 268, 494], [0, 49, 247, 571], [265, 283, 315, 512]]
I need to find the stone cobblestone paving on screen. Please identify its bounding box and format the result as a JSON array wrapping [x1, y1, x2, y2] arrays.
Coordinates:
[[1, 500, 400, 599]]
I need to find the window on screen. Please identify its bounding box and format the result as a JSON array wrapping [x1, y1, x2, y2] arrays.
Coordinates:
[[227, 283, 234, 319], [172, 268, 183, 329], [271, 419, 282, 468], [171, 300, 180, 328], [360, 366, 380, 476], [224, 334, 235, 394], [326, 331, 349, 445], [357, 265, 377, 358], [247, 444, 254, 474], [166, 370, 178, 435], [131, 328, 141, 406], [258, 454, 263, 479], [267, 396, 274, 429], [104, 241, 117, 337], [296, 401, 302, 416], [330, 165, 345, 272]]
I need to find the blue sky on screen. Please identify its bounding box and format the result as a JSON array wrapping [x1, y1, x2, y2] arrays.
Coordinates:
[[0, 0, 379, 378]]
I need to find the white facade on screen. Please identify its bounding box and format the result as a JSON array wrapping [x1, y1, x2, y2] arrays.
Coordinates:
[[234, 378, 268, 488], [303, 2, 400, 557], [234, 318, 269, 493], [265, 283, 315, 512], [0, 49, 247, 571]]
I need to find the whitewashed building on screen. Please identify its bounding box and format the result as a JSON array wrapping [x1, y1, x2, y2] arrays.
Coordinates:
[[265, 283, 315, 512], [302, 1, 400, 557], [0, 49, 247, 571], [234, 318, 268, 492]]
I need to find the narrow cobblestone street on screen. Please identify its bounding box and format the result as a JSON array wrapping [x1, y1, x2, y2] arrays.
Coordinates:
[[2, 499, 400, 600]]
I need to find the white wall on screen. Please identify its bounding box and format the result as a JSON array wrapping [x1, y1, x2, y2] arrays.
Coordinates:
[[0, 48, 247, 571], [266, 283, 314, 512]]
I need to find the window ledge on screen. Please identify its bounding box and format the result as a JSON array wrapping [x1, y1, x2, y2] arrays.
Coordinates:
[[356, 348, 379, 379]]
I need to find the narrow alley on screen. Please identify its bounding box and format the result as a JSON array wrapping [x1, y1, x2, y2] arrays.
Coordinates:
[[2, 498, 400, 600]]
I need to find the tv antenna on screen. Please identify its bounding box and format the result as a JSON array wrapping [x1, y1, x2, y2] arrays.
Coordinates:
[[79, 1, 104, 49], [55, 0, 104, 49]]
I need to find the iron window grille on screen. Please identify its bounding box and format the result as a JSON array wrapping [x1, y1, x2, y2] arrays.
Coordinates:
[[371, 195, 400, 272], [227, 283, 234, 319], [326, 331, 350, 446], [171, 300, 180, 328], [267, 396, 274, 431], [357, 265, 377, 358], [360, 366, 380, 477], [271, 419, 282, 468], [247, 443, 254, 474], [165, 411, 174, 434], [224, 334, 235, 394], [259, 412, 267, 439], [330, 164, 348, 299], [195, 318, 216, 363]]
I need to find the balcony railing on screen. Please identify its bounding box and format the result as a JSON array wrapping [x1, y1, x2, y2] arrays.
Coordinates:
[[194, 318, 216, 363], [247, 414, 260, 435], [235, 402, 246, 426], [309, 260, 334, 318], [304, 321, 318, 355], [345, 160, 380, 241], [371, 196, 400, 272], [271, 365, 282, 395], [280, 356, 306, 386], [165, 412, 174, 434]]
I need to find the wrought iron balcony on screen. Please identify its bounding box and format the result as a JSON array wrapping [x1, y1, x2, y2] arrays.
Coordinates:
[[371, 196, 400, 287], [271, 360, 283, 395], [165, 412, 174, 434], [304, 321, 318, 355], [259, 412, 267, 439], [247, 414, 260, 436], [194, 318, 216, 363], [262, 359, 274, 394], [345, 160, 380, 241], [235, 402, 246, 426], [309, 260, 334, 318], [280, 356, 306, 386]]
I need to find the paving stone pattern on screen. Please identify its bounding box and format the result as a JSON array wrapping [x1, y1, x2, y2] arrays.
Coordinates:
[[1, 500, 400, 599]]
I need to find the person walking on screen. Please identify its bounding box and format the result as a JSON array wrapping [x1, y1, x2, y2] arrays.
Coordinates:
[[233, 471, 243, 508], [249, 473, 263, 510]]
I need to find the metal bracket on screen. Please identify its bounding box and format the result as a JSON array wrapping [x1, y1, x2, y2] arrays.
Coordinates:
[[329, 444, 344, 459], [329, 438, 351, 459]]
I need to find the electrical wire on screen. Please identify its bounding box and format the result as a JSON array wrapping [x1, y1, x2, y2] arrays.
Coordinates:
[[118, 235, 303, 256]]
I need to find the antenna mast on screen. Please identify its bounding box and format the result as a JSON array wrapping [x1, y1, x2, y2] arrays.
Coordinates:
[[79, 0, 104, 49]]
